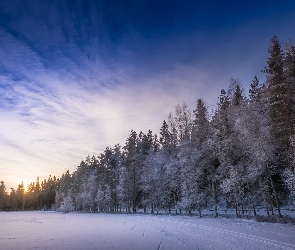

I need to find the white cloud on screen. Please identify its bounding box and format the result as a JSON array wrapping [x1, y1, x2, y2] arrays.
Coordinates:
[[0, 23, 233, 190], [1, 50, 222, 190]]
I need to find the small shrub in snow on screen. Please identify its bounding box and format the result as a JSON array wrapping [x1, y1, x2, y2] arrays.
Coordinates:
[[255, 215, 295, 224]]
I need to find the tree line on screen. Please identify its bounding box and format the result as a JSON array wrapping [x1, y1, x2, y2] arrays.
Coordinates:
[[1, 36, 295, 217], [0, 176, 57, 211]]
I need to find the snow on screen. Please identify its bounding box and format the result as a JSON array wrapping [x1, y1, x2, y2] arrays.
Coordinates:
[[1, 211, 295, 250]]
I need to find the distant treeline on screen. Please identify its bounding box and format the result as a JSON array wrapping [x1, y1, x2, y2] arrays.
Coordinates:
[[0, 177, 56, 211], [1, 36, 295, 217]]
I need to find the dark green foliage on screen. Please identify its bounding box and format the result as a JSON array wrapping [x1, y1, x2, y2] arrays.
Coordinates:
[[263, 36, 294, 171], [0, 176, 59, 211], [0, 181, 8, 210], [249, 76, 262, 100]]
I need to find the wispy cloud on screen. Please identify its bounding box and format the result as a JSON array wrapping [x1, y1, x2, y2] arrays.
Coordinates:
[[0, 24, 204, 188]]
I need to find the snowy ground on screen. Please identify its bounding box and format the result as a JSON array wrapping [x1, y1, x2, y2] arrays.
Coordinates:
[[1, 211, 295, 250]]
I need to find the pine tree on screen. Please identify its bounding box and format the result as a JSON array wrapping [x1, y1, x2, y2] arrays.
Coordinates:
[[0, 181, 7, 210], [228, 77, 244, 106], [122, 130, 139, 213], [284, 43, 295, 169], [159, 120, 170, 146], [263, 35, 291, 170], [104, 145, 122, 212], [180, 99, 209, 216], [249, 76, 262, 100], [191, 99, 209, 148], [16, 182, 25, 210]]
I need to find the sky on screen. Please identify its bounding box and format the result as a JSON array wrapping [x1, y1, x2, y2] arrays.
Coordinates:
[[0, 0, 295, 190]]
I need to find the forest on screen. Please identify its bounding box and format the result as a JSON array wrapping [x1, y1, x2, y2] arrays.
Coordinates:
[[0, 36, 295, 218]]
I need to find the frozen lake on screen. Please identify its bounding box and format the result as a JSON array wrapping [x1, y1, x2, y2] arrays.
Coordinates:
[[1, 211, 295, 250]]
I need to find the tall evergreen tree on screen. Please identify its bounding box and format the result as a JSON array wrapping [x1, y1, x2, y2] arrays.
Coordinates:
[[191, 99, 209, 148], [284, 43, 295, 170], [122, 130, 140, 213], [263, 36, 291, 170]]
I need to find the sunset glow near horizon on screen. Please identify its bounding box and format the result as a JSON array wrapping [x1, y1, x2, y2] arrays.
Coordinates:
[[0, 0, 295, 190]]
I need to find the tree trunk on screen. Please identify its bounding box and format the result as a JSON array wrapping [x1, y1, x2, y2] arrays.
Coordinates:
[[260, 179, 270, 217], [212, 181, 218, 217], [271, 205, 274, 216], [269, 175, 282, 217], [132, 163, 136, 213], [234, 189, 240, 218], [266, 204, 270, 217], [253, 205, 257, 217]]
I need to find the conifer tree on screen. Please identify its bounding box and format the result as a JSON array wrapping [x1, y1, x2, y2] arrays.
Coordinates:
[[0, 181, 7, 210], [122, 130, 140, 213], [263, 36, 291, 170], [284, 43, 295, 169], [191, 99, 209, 148], [249, 76, 262, 100]]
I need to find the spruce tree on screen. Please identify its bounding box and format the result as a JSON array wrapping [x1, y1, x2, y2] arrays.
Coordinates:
[[192, 99, 209, 148], [249, 76, 262, 100], [284, 43, 295, 170], [123, 130, 139, 213], [159, 120, 170, 147], [263, 36, 290, 170]]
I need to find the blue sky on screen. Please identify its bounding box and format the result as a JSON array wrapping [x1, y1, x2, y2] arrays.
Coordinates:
[[0, 0, 295, 189]]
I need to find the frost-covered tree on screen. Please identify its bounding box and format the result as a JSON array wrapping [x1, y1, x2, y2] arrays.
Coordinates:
[[76, 173, 96, 212], [249, 76, 262, 100], [284, 43, 295, 169], [263, 36, 292, 170], [59, 193, 74, 213], [283, 169, 295, 205], [165, 103, 192, 213], [191, 99, 209, 148], [121, 130, 141, 213], [213, 79, 250, 217], [180, 99, 209, 216], [143, 150, 167, 213], [96, 184, 112, 212], [168, 102, 192, 144]]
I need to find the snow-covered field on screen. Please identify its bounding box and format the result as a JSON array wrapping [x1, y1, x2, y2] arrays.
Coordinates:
[[1, 211, 295, 250]]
